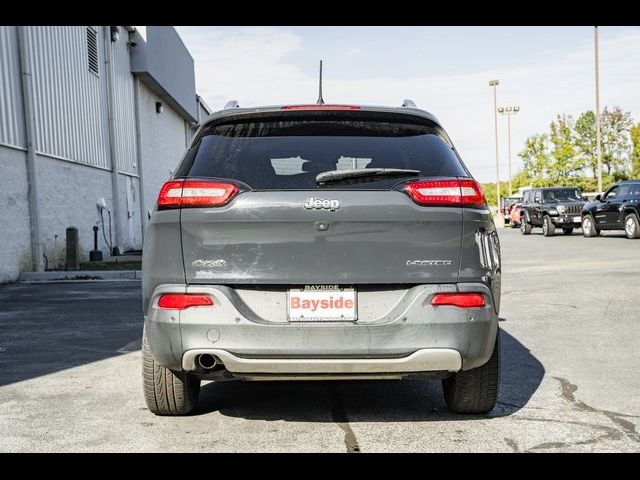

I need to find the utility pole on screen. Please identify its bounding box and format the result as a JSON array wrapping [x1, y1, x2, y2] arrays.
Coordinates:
[[498, 106, 520, 196], [595, 26, 603, 194], [489, 80, 502, 225]]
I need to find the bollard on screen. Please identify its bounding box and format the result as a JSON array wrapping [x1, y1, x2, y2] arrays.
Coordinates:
[[65, 227, 80, 271], [90, 226, 103, 262]]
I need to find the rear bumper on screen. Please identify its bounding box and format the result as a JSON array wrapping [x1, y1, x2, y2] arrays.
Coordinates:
[[183, 348, 461, 374], [144, 283, 498, 375]]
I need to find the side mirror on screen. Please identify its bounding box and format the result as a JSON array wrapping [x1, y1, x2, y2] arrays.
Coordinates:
[[595, 194, 601, 202]]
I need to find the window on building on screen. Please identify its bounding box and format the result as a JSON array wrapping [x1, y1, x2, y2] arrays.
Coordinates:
[[86, 26, 99, 76]]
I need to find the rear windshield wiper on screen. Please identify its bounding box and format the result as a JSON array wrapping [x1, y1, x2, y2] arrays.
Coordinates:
[[316, 168, 421, 185]]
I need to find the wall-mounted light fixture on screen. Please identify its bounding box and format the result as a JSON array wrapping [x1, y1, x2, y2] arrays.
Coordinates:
[[155, 102, 163, 114], [110, 26, 120, 42]]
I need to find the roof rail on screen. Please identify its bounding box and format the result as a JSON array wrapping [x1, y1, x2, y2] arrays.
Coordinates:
[[402, 99, 417, 108], [224, 100, 240, 109]]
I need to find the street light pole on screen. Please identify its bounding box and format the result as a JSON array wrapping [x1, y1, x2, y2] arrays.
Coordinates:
[[498, 106, 520, 197], [595, 26, 603, 194], [507, 113, 512, 196], [489, 80, 501, 222]]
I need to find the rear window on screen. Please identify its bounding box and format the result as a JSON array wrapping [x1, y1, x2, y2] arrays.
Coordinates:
[[175, 119, 468, 190]]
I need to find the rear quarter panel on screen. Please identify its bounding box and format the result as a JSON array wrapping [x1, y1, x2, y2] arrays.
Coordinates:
[[142, 210, 185, 313]]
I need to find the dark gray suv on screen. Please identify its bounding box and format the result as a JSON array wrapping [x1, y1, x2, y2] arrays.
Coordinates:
[[142, 102, 501, 415]]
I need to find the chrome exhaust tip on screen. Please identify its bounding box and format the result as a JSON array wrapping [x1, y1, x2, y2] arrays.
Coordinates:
[[198, 354, 217, 370]]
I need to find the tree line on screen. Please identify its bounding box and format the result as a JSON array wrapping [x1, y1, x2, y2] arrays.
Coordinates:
[[482, 106, 640, 205]]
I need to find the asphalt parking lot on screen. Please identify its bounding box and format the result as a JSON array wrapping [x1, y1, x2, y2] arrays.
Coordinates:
[[1, 227, 639, 452]]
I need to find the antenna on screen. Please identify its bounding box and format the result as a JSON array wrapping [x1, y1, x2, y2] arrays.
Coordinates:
[[316, 60, 324, 105]]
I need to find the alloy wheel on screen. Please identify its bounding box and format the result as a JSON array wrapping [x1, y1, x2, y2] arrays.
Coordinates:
[[626, 216, 637, 237]]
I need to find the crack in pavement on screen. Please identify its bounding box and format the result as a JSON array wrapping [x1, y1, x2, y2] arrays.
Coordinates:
[[514, 416, 622, 451], [604, 299, 614, 318], [553, 376, 640, 444], [329, 386, 360, 453], [506, 375, 640, 452], [546, 303, 578, 310], [504, 438, 520, 452]]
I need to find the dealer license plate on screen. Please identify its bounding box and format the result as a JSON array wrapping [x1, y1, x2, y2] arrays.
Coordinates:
[[288, 286, 357, 322]]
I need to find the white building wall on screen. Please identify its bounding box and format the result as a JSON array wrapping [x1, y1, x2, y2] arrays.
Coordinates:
[[25, 26, 110, 169], [0, 148, 30, 282], [36, 154, 115, 268], [0, 26, 25, 149], [139, 82, 189, 224], [117, 174, 142, 252], [111, 29, 138, 176]]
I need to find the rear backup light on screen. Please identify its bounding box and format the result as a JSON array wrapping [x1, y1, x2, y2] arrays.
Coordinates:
[[157, 294, 214, 310], [157, 180, 238, 209], [404, 179, 486, 207], [280, 105, 362, 111], [430, 293, 486, 308]]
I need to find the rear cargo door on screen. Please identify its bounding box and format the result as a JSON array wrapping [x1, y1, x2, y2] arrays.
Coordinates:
[[181, 190, 462, 284]]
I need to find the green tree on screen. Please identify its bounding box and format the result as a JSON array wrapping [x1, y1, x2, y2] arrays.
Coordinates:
[[631, 123, 640, 178], [480, 181, 509, 208], [512, 106, 635, 192], [518, 133, 551, 187], [549, 114, 581, 183], [600, 106, 633, 177], [574, 110, 597, 178]]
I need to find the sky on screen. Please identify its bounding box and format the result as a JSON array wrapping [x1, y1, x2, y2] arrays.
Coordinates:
[[173, 26, 640, 183]]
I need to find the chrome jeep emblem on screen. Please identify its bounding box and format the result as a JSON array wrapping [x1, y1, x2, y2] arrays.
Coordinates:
[[304, 197, 340, 211]]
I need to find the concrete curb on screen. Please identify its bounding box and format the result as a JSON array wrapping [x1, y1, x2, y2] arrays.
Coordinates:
[[19, 270, 142, 282]]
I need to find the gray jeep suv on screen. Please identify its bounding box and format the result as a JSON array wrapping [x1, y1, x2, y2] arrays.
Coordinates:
[[142, 102, 502, 415]]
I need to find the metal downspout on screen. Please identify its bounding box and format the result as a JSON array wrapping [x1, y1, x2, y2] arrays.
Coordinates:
[[16, 26, 44, 272], [103, 26, 121, 254], [133, 76, 146, 239]]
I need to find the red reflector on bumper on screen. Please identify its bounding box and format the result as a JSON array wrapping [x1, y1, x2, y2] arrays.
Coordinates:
[[430, 293, 486, 308], [157, 294, 214, 310]]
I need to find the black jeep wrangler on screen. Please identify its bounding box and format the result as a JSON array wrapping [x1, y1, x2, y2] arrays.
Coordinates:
[[520, 187, 586, 236]]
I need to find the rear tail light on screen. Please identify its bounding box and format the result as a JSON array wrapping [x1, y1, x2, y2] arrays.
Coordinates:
[[157, 180, 238, 209], [404, 179, 486, 207], [430, 293, 486, 308], [157, 294, 214, 310]]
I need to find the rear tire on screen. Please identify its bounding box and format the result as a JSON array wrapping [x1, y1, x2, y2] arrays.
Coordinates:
[[562, 227, 573, 235], [582, 215, 599, 237], [520, 216, 532, 235], [624, 213, 640, 239], [510, 220, 519, 228], [542, 216, 555, 236], [142, 327, 200, 416], [442, 329, 500, 414]]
